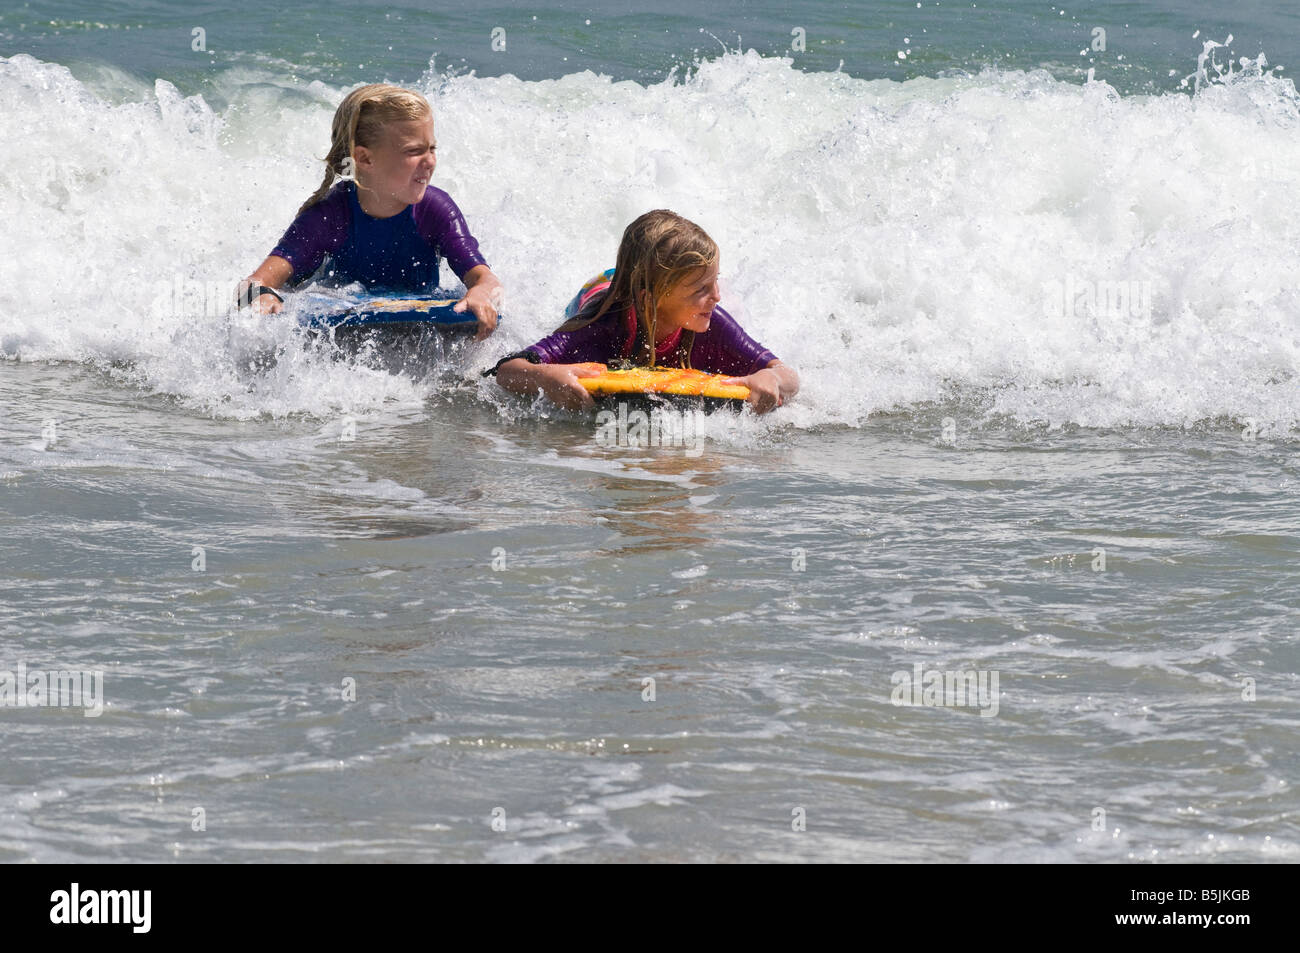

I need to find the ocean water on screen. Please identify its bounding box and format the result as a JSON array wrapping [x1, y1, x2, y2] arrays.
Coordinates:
[[1, 1, 1298, 863]]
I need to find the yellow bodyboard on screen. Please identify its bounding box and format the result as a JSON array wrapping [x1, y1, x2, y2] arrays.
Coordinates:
[[574, 363, 750, 401]]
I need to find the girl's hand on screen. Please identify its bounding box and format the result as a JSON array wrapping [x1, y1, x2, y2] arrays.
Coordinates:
[[496, 358, 601, 410], [254, 293, 283, 315], [722, 367, 785, 414], [455, 266, 504, 340], [539, 363, 601, 410], [454, 285, 497, 340], [239, 259, 292, 316]]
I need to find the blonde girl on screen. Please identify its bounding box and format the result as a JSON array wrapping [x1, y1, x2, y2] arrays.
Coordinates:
[[239, 84, 502, 340]]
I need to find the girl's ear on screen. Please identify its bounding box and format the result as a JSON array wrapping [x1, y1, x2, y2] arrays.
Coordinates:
[[353, 145, 373, 170]]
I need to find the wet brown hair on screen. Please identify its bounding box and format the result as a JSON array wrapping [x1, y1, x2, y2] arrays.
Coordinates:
[[560, 209, 719, 367]]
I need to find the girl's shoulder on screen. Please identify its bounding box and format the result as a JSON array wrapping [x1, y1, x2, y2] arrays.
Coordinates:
[[410, 186, 476, 239], [412, 184, 461, 216]]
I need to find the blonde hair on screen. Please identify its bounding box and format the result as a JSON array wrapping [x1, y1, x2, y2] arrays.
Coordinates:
[[562, 210, 719, 367], [297, 83, 433, 216]]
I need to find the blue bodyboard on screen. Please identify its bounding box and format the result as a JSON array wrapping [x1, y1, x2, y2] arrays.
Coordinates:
[[296, 293, 486, 334]]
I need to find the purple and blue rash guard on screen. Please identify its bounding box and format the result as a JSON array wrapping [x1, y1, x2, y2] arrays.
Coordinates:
[[269, 181, 487, 292], [521, 274, 777, 377]]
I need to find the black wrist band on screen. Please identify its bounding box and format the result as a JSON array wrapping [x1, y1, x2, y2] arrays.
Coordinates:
[[482, 351, 539, 377], [238, 284, 284, 309]]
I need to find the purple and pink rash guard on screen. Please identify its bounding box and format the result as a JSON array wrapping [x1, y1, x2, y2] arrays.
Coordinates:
[[269, 181, 487, 292], [522, 280, 778, 377]]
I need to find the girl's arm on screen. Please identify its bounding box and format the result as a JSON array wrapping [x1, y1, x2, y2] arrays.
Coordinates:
[[455, 264, 504, 341], [495, 358, 602, 410], [722, 360, 799, 414], [238, 255, 294, 314]]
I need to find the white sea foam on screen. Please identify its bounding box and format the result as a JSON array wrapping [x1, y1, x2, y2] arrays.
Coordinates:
[[2, 49, 1298, 429]]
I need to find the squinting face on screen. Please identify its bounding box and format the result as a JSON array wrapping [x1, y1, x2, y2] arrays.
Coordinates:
[[652, 264, 721, 336], [356, 116, 437, 210]]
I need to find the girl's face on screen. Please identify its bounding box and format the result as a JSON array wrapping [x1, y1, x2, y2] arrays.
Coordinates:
[[650, 264, 721, 339], [354, 115, 437, 214]]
